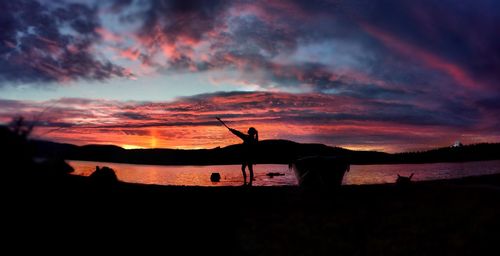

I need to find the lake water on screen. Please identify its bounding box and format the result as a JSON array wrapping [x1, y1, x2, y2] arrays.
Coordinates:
[[68, 160, 500, 187]]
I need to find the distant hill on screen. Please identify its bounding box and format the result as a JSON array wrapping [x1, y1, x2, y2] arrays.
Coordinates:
[[31, 139, 500, 165]]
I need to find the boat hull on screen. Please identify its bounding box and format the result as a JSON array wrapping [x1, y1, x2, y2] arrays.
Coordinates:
[[291, 156, 350, 189]]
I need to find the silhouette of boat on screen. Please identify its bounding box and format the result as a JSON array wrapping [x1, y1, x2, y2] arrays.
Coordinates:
[[290, 156, 350, 189]]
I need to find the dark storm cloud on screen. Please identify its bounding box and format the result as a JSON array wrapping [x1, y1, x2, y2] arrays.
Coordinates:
[[0, 0, 129, 85]]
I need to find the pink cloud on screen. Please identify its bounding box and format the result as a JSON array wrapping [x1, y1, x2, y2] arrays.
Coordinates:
[[362, 23, 482, 91], [4, 40, 17, 48], [120, 48, 141, 61], [95, 27, 123, 43]]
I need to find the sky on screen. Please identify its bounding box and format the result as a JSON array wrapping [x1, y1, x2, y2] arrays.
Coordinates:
[[1, 0, 500, 152]]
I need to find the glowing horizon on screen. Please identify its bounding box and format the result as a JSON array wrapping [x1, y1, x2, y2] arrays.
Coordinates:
[[1, 91, 497, 153]]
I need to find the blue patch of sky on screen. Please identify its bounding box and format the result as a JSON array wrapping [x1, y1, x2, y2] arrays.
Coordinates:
[[0, 71, 247, 101]]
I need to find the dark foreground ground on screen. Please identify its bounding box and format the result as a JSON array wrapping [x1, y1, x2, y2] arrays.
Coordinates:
[[5, 173, 500, 255]]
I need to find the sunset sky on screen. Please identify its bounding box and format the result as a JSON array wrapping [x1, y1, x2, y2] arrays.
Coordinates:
[[1, 0, 499, 152]]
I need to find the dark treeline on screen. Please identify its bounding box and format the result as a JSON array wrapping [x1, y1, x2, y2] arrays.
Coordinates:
[[32, 139, 500, 165], [391, 143, 500, 164]]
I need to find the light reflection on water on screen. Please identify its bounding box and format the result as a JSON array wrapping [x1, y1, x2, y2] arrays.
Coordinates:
[[68, 160, 500, 186], [69, 161, 294, 186]]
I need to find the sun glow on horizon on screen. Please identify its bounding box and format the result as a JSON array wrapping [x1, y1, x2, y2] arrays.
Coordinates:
[[121, 144, 144, 150], [150, 128, 158, 148]]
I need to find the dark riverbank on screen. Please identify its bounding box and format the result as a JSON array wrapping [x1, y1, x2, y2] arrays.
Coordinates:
[[7, 173, 500, 255]]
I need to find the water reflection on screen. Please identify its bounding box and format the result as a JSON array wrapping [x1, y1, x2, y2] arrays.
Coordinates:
[[68, 160, 500, 186], [69, 161, 295, 186]]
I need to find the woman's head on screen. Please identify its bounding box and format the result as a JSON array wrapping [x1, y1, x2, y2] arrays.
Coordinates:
[[248, 127, 258, 141]]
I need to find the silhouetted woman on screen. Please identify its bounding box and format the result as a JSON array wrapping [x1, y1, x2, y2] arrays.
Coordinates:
[[228, 127, 259, 186]]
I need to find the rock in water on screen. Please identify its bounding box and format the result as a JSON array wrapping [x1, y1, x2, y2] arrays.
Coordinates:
[[90, 166, 118, 185], [210, 172, 221, 182], [266, 172, 285, 178]]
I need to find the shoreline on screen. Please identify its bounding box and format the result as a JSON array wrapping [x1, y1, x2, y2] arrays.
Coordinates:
[[67, 159, 500, 187]]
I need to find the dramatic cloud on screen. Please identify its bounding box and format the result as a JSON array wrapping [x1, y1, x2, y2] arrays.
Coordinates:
[[0, 0, 130, 85], [3, 0, 499, 93], [2, 91, 499, 152], [2, 0, 499, 92], [1, 0, 499, 150], [97, 0, 500, 120], [96, 0, 499, 93]]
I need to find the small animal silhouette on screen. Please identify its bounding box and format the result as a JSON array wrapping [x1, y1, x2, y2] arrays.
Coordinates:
[[396, 173, 414, 185]]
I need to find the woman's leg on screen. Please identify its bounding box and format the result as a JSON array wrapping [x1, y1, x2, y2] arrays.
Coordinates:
[[241, 163, 247, 185], [248, 164, 254, 186]]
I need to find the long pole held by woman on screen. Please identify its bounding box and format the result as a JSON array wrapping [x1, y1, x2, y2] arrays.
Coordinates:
[[216, 117, 258, 186]]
